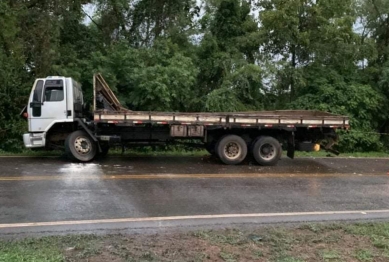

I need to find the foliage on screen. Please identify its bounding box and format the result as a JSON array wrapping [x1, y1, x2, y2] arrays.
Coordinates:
[[0, 1, 29, 151], [128, 40, 199, 111], [1, 0, 389, 152], [289, 66, 385, 151]]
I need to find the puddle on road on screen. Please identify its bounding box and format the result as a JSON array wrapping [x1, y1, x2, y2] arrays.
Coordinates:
[[59, 163, 104, 176], [102, 164, 136, 175]]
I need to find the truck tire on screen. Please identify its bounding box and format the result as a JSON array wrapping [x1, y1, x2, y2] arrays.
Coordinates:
[[216, 135, 247, 165], [65, 130, 97, 162], [252, 136, 281, 166]]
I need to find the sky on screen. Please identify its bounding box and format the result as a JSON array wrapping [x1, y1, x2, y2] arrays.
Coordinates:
[[82, 1, 259, 25], [83, 3, 96, 24]]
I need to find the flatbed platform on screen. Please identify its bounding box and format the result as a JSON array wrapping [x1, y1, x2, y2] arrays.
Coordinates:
[[94, 110, 350, 128]]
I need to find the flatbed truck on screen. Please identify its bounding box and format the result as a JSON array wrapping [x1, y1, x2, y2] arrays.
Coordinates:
[[22, 74, 350, 165]]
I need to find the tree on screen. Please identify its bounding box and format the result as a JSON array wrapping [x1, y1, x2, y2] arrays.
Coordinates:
[[197, 0, 263, 111], [0, 1, 30, 151], [258, 0, 358, 100], [1, 0, 389, 152], [356, 0, 389, 144], [289, 68, 385, 151]]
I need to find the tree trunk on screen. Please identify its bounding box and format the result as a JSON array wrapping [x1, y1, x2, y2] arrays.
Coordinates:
[[290, 44, 296, 102]]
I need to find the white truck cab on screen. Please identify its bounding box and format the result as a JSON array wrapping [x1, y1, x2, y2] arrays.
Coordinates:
[[23, 76, 84, 148]]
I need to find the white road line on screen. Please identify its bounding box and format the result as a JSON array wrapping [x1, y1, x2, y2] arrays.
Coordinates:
[[1, 210, 389, 229]]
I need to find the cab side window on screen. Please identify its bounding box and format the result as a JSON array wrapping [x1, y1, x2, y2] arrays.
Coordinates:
[[45, 87, 64, 101], [44, 80, 64, 102]]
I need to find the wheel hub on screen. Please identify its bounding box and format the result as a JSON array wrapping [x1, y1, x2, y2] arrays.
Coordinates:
[[262, 147, 270, 154], [224, 142, 241, 160], [74, 137, 91, 155], [259, 143, 275, 160]]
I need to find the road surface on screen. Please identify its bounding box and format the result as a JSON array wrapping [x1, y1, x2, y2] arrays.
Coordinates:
[[0, 156, 388, 236]]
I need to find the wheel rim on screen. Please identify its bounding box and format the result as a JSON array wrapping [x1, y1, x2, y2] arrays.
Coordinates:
[[259, 143, 276, 161], [74, 136, 92, 155], [224, 142, 242, 160]]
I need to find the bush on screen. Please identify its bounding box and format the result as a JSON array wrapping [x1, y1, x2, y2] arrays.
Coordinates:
[[337, 130, 384, 153]]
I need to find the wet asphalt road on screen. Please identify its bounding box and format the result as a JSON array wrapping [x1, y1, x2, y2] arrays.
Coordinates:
[[0, 156, 388, 235]]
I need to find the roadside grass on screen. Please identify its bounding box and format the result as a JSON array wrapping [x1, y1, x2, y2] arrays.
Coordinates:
[[0, 235, 100, 262], [0, 149, 64, 157], [1, 222, 389, 262], [294, 150, 389, 158], [0, 148, 208, 157], [0, 148, 388, 158]]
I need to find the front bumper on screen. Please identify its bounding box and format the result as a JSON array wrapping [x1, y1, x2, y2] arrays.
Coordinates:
[[23, 133, 46, 148]]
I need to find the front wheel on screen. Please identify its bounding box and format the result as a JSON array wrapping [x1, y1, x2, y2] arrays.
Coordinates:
[[252, 136, 281, 166], [216, 135, 247, 165], [65, 130, 97, 162]]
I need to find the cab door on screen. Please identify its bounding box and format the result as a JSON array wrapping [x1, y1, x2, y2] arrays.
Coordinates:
[[28, 79, 68, 132]]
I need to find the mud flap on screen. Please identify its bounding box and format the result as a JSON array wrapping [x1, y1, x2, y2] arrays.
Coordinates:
[[287, 132, 295, 159]]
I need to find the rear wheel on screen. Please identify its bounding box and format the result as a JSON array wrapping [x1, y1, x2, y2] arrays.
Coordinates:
[[216, 135, 247, 165], [65, 130, 97, 162], [252, 136, 281, 166]]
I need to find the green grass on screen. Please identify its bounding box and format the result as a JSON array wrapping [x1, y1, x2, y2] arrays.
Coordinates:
[[0, 235, 103, 262], [0, 148, 208, 157], [355, 249, 374, 261], [320, 250, 341, 261], [219, 250, 238, 262], [275, 257, 304, 262], [116, 148, 209, 157], [0, 149, 64, 157], [294, 150, 389, 158], [0, 245, 63, 262], [1, 222, 389, 261]]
